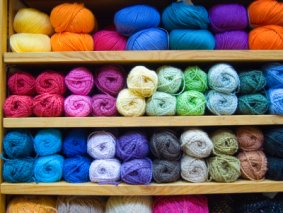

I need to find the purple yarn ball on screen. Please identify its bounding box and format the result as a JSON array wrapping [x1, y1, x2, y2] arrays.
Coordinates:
[[215, 31, 248, 50], [92, 94, 117, 116]]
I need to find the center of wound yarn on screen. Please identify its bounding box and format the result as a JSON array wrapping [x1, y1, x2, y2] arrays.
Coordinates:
[[236, 126, 264, 151], [238, 94, 269, 115], [146, 92, 176, 116], [239, 70, 266, 94], [211, 129, 238, 156], [8, 71, 35, 95], [184, 66, 208, 92], [63, 129, 87, 157], [152, 160, 180, 183], [92, 94, 117, 116], [64, 95, 92, 117]]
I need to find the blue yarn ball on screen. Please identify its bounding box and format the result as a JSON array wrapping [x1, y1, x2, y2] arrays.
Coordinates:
[[264, 128, 283, 158], [3, 158, 34, 183], [169, 29, 215, 50], [63, 129, 87, 157], [34, 129, 62, 156], [114, 4, 160, 36], [162, 2, 209, 31], [266, 156, 283, 180], [268, 89, 283, 115], [34, 154, 64, 183], [63, 156, 91, 183], [264, 63, 283, 89], [126, 28, 169, 50], [3, 130, 34, 159]]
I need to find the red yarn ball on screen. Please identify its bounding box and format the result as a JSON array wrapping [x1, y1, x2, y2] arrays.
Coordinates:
[[93, 30, 127, 51], [3, 95, 33, 117], [8, 71, 35, 95]]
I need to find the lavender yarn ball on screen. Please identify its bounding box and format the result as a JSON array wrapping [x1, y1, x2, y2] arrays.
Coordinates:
[[215, 31, 248, 50]]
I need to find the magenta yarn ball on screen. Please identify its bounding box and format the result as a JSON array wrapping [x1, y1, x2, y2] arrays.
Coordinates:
[[64, 95, 92, 117], [92, 94, 117, 116], [93, 30, 127, 51]]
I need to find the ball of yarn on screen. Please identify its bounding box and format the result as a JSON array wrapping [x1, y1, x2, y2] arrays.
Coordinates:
[[184, 66, 208, 92], [10, 33, 51, 53], [63, 156, 91, 183], [170, 29, 215, 50], [4, 130, 34, 158], [208, 195, 234, 213], [92, 94, 117, 116], [208, 63, 240, 93], [65, 67, 94, 95], [3, 158, 34, 183], [264, 127, 283, 158], [236, 126, 264, 151], [127, 28, 169, 50], [180, 129, 213, 158], [121, 158, 152, 184], [206, 90, 238, 115], [264, 63, 283, 89], [268, 88, 283, 114], [209, 4, 248, 33], [176, 91, 206, 116], [238, 93, 269, 115], [153, 160, 180, 183], [93, 30, 127, 51], [238, 151, 267, 180], [162, 2, 209, 30], [3, 95, 33, 117], [114, 5, 160, 36], [211, 129, 238, 156], [51, 32, 94, 51], [116, 89, 146, 116], [63, 129, 87, 157], [266, 156, 283, 180], [64, 95, 92, 117], [89, 159, 121, 183], [8, 71, 35, 95], [207, 155, 240, 182], [215, 30, 248, 50], [50, 3, 95, 33], [95, 65, 125, 96], [13, 8, 53, 35], [181, 155, 208, 183], [116, 131, 149, 161], [106, 196, 152, 213], [87, 131, 116, 159], [146, 92, 176, 116], [157, 66, 183, 94], [239, 70, 266, 93]]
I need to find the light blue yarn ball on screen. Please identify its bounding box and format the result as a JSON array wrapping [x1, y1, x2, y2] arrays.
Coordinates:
[[127, 28, 169, 50], [264, 63, 283, 89], [268, 88, 283, 115], [34, 154, 64, 183], [34, 129, 62, 156], [169, 29, 215, 50], [114, 4, 160, 36]]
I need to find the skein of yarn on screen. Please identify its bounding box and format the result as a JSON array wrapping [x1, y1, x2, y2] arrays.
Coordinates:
[[264, 63, 283, 89], [157, 66, 183, 94], [239, 70, 266, 94], [3, 95, 33, 117], [211, 129, 238, 156], [64, 95, 92, 117], [238, 93, 269, 115], [268, 88, 283, 114], [208, 195, 234, 213], [8, 71, 35, 95], [92, 94, 117, 116], [266, 156, 283, 180], [63, 129, 87, 157], [236, 126, 264, 151], [146, 92, 176, 116], [264, 127, 283, 158], [215, 31, 248, 50], [184, 66, 208, 92], [152, 160, 180, 183]]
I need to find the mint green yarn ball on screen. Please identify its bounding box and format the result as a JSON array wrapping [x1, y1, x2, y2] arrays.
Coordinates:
[[184, 66, 208, 92], [176, 91, 206, 115]]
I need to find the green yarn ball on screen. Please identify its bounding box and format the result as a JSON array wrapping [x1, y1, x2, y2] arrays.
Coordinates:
[[146, 91, 176, 116], [184, 66, 208, 92], [211, 129, 238, 156], [239, 70, 266, 94], [176, 91, 206, 115], [238, 93, 269, 115]]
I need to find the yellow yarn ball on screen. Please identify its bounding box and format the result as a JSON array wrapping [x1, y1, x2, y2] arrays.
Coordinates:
[[13, 8, 53, 35], [127, 66, 158, 97], [10, 33, 51, 52], [116, 89, 146, 117]]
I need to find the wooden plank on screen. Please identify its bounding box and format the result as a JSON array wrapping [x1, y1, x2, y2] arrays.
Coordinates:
[[0, 195, 6, 213]]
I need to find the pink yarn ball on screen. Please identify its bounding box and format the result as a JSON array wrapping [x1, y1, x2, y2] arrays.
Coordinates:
[[65, 67, 94, 95], [93, 30, 127, 51], [8, 71, 35, 95], [3, 95, 33, 117], [64, 95, 92, 117], [92, 94, 117, 116]]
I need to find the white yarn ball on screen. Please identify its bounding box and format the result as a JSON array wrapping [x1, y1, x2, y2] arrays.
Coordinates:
[[181, 155, 208, 182]]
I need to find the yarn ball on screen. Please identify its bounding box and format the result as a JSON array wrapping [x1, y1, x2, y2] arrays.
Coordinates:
[[207, 155, 240, 182], [116, 131, 149, 162], [3, 130, 34, 159], [206, 90, 238, 115], [208, 63, 240, 93], [264, 127, 283, 158], [93, 30, 127, 51], [239, 70, 266, 93], [146, 92, 176, 116], [184, 66, 208, 92], [150, 129, 181, 161], [121, 158, 152, 185], [176, 91, 206, 116], [238, 93, 269, 115], [63, 129, 87, 157], [8, 71, 35, 95], [92, 94, 117, 116], [266, 156, 283, 180], [63, 156, 91, 183], [157, 66, 183, 94], [264, 63, 283, 89], [34, 154, 64, 182], [268, 88, 283, 114], [127, 28, 169, 50], [116, 89, 146, 116], [87, 131, 116, 159], [238, 151, 267, 180], [114, 4, 160, 36], [95, 65, 125, 96], [50, 3, 95, 33], [181, 155, 208, 183], [3, 95, 33, 117], [89, 159, 121, 183], [34, 128, 62, 156], [215, 30, 249, 50], [208, 195, 234, 213], [211, 129, 238, 156], [3, 158, 34, 183], [236, 126, 264, 151], [162, 2, 209, 30], [153, 160, 180, 183], [65, 67, 94, 95], [170, 29, 215, 50], [64, 95, 92, 117], [180, 129, 213, 158]]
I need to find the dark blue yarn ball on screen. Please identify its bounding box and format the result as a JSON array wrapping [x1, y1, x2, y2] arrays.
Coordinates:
[[264, 128, 283, 157], [266, 156, 283, 180], [63, 129, 87, 157], [264, 63, 283, 89]]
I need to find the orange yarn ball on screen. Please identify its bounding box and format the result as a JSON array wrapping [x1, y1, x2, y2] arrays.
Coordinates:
[[236, 126, 264, 151], [50, 3, 96, 33]]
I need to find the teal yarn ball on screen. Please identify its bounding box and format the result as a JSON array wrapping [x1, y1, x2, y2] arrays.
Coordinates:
[[157, 66, 184, 94], [238, 94, 269, 115], [170, 29, 215, 50], [176, 91, 206, 115], [184, 66, 208, 92], [239, 70, 266, 94], [146, 91, 176, 116]]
